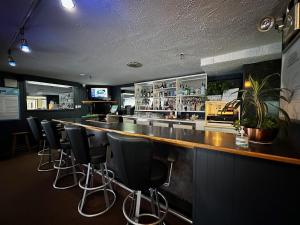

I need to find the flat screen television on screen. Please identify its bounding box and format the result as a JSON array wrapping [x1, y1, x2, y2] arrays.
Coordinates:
[[90, 88, 108, 99]]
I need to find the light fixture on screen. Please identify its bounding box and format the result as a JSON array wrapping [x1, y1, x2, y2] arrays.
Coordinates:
[[79, 73, 87, 76], [20, 38, 31, 53], [180, 53, 185, 60], [257, 16, 275, 32], [61, 0, 75, 10], [127, 61, 143, 68], [26, 81, 72, 88], [20, 28, 31, 53], [244, 80, 252, 88], [8, 49, 16, 67]]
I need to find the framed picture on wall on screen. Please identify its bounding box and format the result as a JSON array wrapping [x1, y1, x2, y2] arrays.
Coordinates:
[[4, 78, 18, 88]]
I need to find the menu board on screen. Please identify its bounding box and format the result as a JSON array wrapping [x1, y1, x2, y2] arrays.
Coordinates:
[[0, 87, 20, 120]]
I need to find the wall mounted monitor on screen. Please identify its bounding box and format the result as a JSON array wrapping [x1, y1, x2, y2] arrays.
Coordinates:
[[110, 105, 118, 114], [91, 87, 108, 99]]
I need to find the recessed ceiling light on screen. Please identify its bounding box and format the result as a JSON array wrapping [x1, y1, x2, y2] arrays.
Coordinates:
[[80, 73, 87, 76], [127, 61, 143, 68], [61, 0, 75, 10]]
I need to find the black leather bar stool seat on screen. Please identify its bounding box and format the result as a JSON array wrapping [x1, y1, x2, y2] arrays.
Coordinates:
[[27, 117, 54, 172], [107, 132, 169, 225], [65, 125, 116, 217], [41, 120, 82, 190]]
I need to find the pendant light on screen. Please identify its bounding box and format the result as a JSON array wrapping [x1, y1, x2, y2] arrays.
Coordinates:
[[8, 49, 16, 67], [61, 0, 75, 10], [20, 28, 31, 53]]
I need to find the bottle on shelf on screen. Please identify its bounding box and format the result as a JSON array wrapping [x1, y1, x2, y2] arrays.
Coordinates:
[[200, 82, 206, 95]]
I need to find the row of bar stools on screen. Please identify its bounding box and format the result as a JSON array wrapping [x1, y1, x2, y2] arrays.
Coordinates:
[[11, 131, 31, 157], [65, 125, 116, 217], [27, 117, 169, 223], [27, 117, 54, 171], [107, 132, 169, 225]]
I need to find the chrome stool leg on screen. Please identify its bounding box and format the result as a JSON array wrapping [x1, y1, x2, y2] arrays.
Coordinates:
[[123, 189, 168, 225], [78, 163, 116, 217], [53, 150, 83, 190], [37, 139, 54, 172]]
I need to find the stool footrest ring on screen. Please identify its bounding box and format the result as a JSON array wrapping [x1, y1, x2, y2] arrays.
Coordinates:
[[78, 188, 116, 217], [53, 171, 84, 190], [123, 190, 168, 225]]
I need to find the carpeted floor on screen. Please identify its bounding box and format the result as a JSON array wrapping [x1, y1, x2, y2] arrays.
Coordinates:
[[0, 152, 190, 225]]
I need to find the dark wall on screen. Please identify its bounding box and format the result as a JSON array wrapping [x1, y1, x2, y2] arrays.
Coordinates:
[[243, 59, 282, 88], [111, 83, 134, 108], [0, 72, 88, 158]]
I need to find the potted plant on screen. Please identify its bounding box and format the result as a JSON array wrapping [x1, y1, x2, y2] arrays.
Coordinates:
[[223, 74, 292, 144]]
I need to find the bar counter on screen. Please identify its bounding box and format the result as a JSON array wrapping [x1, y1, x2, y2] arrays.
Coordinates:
[[54, 118, 300, 225], [54, 118, 300, 165]]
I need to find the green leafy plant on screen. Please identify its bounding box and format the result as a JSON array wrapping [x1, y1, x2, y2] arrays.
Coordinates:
[[207, 81, 231, 95], [233, 120, 242, 132], [223, 74, 292, 129]]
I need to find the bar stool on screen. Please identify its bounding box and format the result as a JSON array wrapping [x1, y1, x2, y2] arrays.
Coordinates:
[[107, 132, 169, 225], [41, 121, 82, 190], [65, 125, 116, 217], [27, 117, 54, 172], [11, 131, 31, 156]]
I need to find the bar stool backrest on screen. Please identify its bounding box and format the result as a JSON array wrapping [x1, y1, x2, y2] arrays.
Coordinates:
[[65, 125, 90, 164], [107, 132, 153, 191], [41, 121, 61, 149], [89, 130, 108, 148], [27, 117, 42, 142]]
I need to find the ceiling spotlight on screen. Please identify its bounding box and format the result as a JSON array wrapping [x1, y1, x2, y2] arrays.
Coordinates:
[[257, 16, 275, 32], [79, 73, 87, 76], [61, 0, 75, 10], [19, 28, 31, 53], [8, 50, 16, 67], [20, 38, 31, 53], [127, 61, 143, 68]]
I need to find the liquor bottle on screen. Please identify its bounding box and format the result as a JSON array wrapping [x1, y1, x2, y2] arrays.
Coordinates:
[[200, 82, 205, 95]]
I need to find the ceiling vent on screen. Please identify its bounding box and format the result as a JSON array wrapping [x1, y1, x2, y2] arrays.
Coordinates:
[[127, 61, 143, 68]]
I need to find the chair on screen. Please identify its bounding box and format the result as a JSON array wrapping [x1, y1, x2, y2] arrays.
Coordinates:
[[41, 121, 81, 189], [107, 132, 169, 225], [27, 117, 54, 171], [65, 125, 116, 217]]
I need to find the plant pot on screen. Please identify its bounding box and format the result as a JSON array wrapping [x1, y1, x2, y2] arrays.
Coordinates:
[[244, 127, 278, 143]]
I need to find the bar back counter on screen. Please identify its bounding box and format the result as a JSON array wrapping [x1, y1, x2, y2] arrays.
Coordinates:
[[55, 118, 300, 225]]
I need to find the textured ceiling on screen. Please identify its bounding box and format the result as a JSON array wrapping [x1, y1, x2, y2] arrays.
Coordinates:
[[0, 0, 286, 85]]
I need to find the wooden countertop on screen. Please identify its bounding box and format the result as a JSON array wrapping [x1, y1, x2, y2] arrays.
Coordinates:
[[54, 118, 300, 166]]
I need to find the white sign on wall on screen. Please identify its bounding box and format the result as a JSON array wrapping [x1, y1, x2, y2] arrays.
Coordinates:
[[0, 87, 19, 120]]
